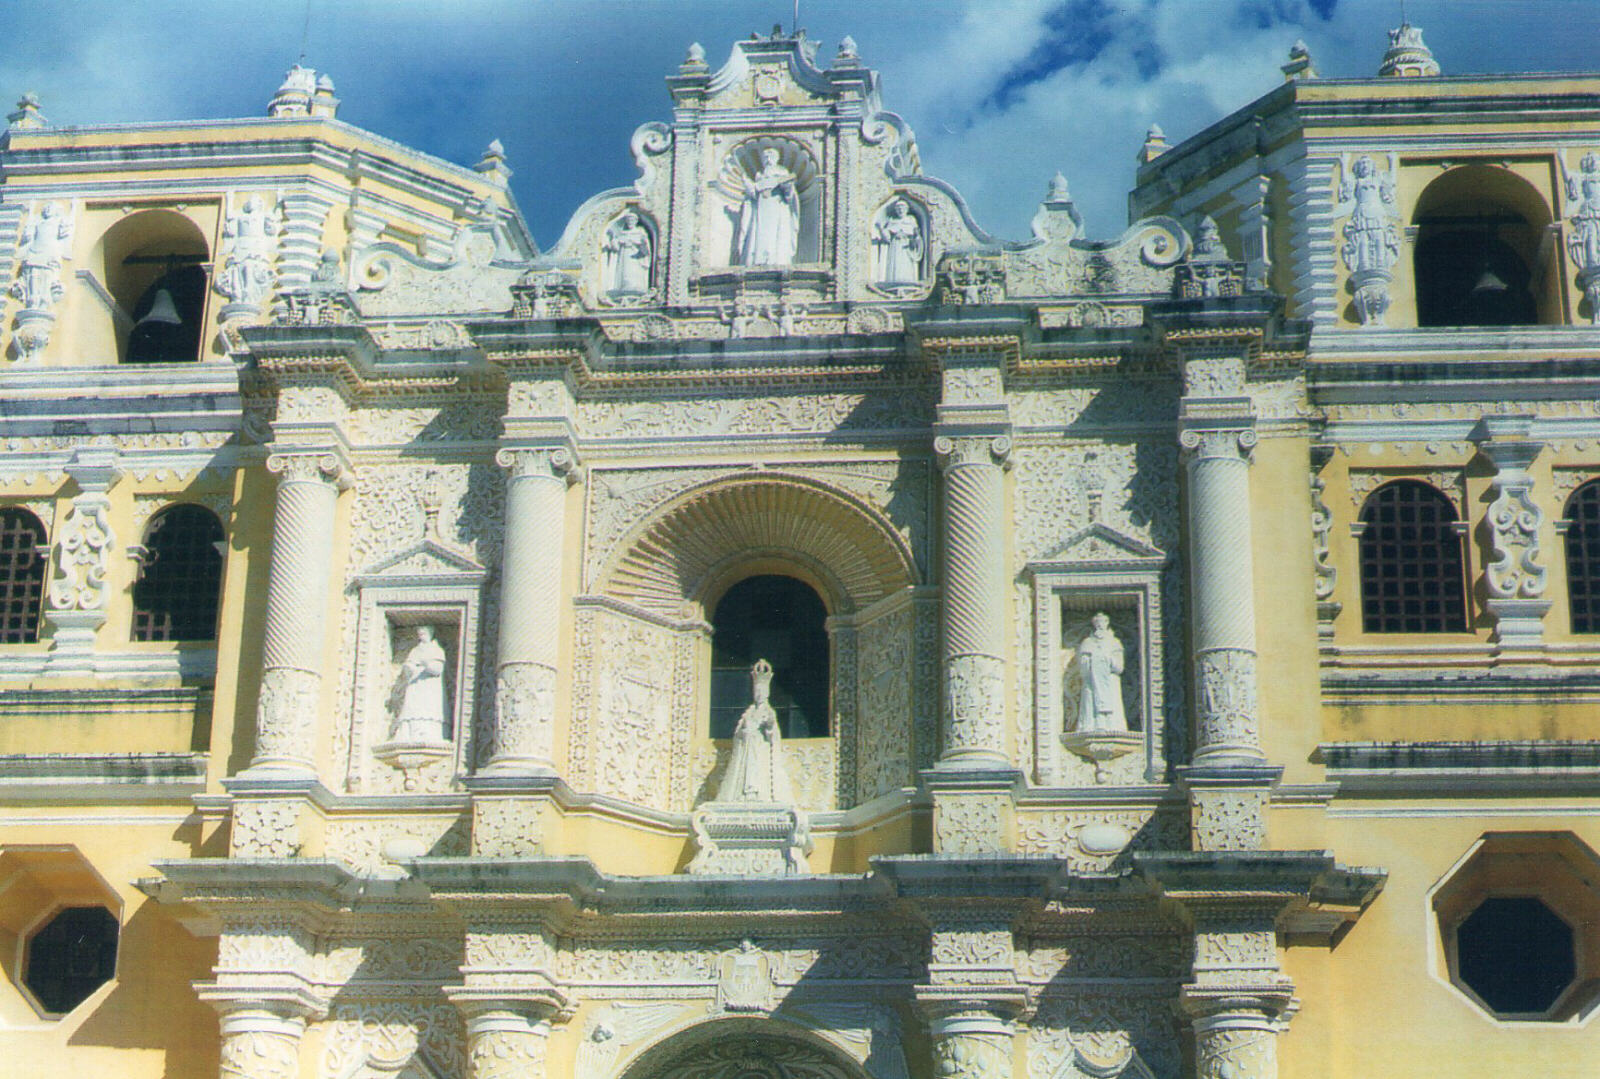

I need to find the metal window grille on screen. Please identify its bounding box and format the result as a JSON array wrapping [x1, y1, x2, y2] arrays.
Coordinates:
[[131, 504, 224, 642], [1566, 481, 1600, 633], [1359, 480, 1469, 633], [0, 508, 47, 643]]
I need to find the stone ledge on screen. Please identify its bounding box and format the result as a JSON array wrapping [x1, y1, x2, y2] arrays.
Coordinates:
[[0, 750, 208, 801]]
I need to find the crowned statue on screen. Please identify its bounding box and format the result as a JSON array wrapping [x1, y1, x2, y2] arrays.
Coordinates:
[[713, 659, 796, 803]]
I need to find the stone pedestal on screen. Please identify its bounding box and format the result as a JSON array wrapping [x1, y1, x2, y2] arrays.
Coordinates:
[[447, 990, 567, 1079], [44, 450, 120, 673], [198, 987, 324, 1079], [1474, 417, 1550, 662], [687, 802, 811, 875]]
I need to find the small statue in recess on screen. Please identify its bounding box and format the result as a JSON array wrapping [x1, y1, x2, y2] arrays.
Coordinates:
[[388, 625, 449, 742], [873, 198, 925, 285], [215, 193, 283, 309], [11, 201, 73, 310], [1071, 612, 1127, 733], [714, 659, 795, 803], [602, 210, 653, 295], [1338, 155, 1401, 276], [735, 147, 799, 267]]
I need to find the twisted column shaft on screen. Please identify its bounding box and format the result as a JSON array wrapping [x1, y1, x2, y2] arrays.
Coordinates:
[[250, 453, 347, 774], [484, 447, 575, 774], [936, 434, 1011, 767]]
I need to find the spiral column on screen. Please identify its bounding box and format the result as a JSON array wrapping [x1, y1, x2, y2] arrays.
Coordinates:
[[247, 452, 350, 775], [483, 445, 577, 775], [935, 433, 1012, 768]]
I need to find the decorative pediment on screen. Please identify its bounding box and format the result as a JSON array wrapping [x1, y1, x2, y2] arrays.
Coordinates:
[[1028, 522, 1167, 572], [351, 219, 530, 317], [353, 537, 486, 587]]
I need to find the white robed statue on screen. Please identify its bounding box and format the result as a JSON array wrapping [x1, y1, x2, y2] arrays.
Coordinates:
[[734, 148, 800, 267], [389, 625, 449, 742], [714, 659, 795, 803], [1072, 612, 1127, 733]]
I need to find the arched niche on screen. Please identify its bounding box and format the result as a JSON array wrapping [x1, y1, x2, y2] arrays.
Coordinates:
[[710, 136, 824, 267], [574, 474, 931, 815], [617, 1017, 877, 1079], [1412, 165, 1556, 327], [90, 209, 211, 362]]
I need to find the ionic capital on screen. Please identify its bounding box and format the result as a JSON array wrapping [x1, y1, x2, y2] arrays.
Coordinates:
[[934, 433, 1012, 471], [1179, 425, 1257, 462], [495, 445, 580, 484], [266, 450, 353, 490]]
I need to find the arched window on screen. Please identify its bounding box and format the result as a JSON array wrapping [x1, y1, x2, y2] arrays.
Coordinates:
[[91, 210, 210, 364], [1359, 480, 1469, 633], [1413, 165, 1553, 327], [0, 508, 47, 643], [708, 574, 829, 739], [1564, 480, 1600, 633], [131, 505, 224, 642]]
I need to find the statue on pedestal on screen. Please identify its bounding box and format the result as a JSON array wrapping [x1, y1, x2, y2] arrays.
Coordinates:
[[12, 201, 73, 311], [873, 198, 924, 286], [1072, 612, 1127, 733], [388, 625, 449, 742], [602, 211, 653, 296]]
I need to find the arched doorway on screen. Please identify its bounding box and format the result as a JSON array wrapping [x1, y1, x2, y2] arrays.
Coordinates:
[[618, 1018, 875, 1079]]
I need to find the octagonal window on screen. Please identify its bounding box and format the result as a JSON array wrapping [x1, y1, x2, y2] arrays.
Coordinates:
[[1457, 897, 1575, 1016], [23, 906, 118, 1014], [1431, 832, 1600, 1022]]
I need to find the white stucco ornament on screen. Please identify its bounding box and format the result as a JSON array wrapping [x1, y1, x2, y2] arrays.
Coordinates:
[[735, 147, 800, 266]]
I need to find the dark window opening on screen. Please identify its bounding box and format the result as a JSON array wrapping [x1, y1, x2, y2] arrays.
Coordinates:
[[709, 574, 829, 739], [1358, 480, 1469, 633], [0, 508, 47, 643], [1566, 480, 1600, 633], [1457, 896, 1575, 1015], [23, 906, 118, 1014], [125, 260, 207, 363], [1414, 218, 1538, 327], [131, 504, 224, 642]]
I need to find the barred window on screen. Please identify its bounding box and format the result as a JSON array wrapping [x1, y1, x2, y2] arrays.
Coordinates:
[[1565, 480, 1600, 633], [0, 508, 47, 643], [131, 504, 224, 642], [709, 574, 830, 739], [1359, 480, 1469, 633]]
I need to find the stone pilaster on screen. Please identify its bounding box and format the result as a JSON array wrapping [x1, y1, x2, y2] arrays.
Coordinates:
[[934, 432, 1012, 768], [273, 190, 339, 293], [915, 903, 1027, 1079], [483, 444, 577, 775], [247, 450, 351, 775], [1180, 903, 1295, 1079], [1473, 415, 1550, 660], [452, 997, 557, 1079], [447, 913, 571, 1079], [44, 448, 121, 672]]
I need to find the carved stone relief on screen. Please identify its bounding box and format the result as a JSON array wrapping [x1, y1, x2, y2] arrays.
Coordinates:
[[323, 814, 470, 873], [321, 1001, 466, 1079], [1014, 809, 1187, 871]]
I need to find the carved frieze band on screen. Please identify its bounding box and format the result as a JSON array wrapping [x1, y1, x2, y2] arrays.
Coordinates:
[[1192, 648, 1263, 762]]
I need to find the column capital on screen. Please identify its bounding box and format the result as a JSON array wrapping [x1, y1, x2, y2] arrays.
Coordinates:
[[934, 432, 1012, 471], [1179, 422, 1257, 461], [195, 981, 328, 1023], [444, 984, 574, 1025], [266, 448, 354, 490], [495, 443, 581, 484], [62, 447, 122, 493]]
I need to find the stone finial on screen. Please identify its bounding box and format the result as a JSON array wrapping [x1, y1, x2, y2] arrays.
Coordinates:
[[835, 35, 860, 65], [7, 91, 45, 131], [1139, 123, 1168, 164], [310, 73, 339, 118], [268, 63, 317, 117], [1047, 171, 1071, 203], [683, 42, 707, 70], [1193, 215, 1228, 260], [1282, 38, 1317, 81], [1378, 22, 1440, 77], [475, 139, 512, 187], [1031, 171, 1081, 242]]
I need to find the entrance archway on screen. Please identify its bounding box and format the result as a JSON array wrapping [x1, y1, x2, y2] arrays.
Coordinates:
[[618, 1018, 875, 1079]]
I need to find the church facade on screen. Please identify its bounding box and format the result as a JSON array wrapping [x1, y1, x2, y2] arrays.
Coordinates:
[[2, 22, 1599, 1079]]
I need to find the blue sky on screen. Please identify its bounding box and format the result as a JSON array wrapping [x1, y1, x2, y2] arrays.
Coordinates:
[[5, 1, 1598, 246]]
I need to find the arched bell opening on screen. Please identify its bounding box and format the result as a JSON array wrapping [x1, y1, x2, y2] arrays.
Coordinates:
[[91, 210, 210, 363], [1412, 165, 1555, 327]]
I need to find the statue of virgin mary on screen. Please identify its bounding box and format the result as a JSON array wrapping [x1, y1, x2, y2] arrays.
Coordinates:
[[714, 659, 796, 803]]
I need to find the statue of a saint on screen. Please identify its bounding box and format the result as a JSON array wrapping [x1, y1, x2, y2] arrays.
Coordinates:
[[1071, 612, 1127, 733], [602, 211, 653, 295], [388, 625, 449, 742], [1566, 152, 1600, 274], [1337, 154, 1400, 276], [734, 148, 799, 267], [215, 194, 282, 307], [714, 659, 795, 803], [873, 198, 924, 285], [11, 202, 73, 310]]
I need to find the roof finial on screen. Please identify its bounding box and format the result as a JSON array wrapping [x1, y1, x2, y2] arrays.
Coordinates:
[[1378, 19, 1440, 77], [1139, 123, 1168, 165], [1282, 39, 1317, 81], [7, 92, 45, 131]]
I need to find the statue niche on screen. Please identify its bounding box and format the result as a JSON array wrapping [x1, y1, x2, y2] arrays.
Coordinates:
[[870, 197, 928, 293], [372, 621, 457, 790], [1061, 608, 1142, 782], [713, 138, 822, 267], [601, 209, 656, 301]]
